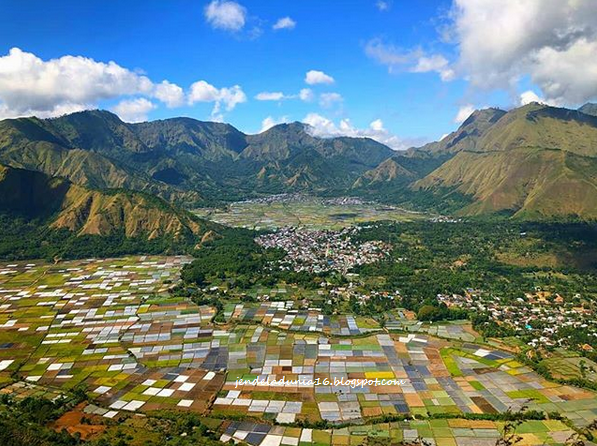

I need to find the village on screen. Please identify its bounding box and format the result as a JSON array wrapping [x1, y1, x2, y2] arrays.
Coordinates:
[[437, 290, 597, 352], [255, 226, 391, 274]]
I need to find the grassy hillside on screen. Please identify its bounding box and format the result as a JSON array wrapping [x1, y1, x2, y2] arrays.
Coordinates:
[[0, 165, 222, 259], [414, 148, 597, 219], [473, 103, 597, 157], [408, 103, 597, 220]]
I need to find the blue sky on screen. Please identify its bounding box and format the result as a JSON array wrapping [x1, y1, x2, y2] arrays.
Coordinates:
[[0, 0, 596, 148]]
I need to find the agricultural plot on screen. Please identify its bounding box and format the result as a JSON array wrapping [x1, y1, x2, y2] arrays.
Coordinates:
[[0, 256, 225, 416], [193, 196, 423, 230], [224, 302, 381, 336], [1, 257, 596, 442], [385, 310, 480, 342], [214, 328, 597, 425], [216, 418, 578, 446]]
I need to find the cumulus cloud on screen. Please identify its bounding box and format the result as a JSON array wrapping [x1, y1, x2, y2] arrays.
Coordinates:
[[303, 113, 409, 150], [204, 0, 246, 32], [153, 80, 185, 108], [0, 47, 152, 118], [450, 0, 597, 104], [519, 90, 544, 106], [319, 92, 343, 109], [453, 104, 475, 124], [112, 98, 157, 123], [305, 70, 335, 85], [255, 91, 286, 101], [273, 17, 296, 31], [0, 48, 196, 119], [365, 39, 454, 80], [299, 88, 314, 102], [412, 54, 455, 81], [260, 115, 290, 132], [188, 80, 247, 118]]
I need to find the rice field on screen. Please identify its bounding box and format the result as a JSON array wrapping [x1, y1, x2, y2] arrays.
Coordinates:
[[216, 418, 579, 446], [193, 197, 423, 230], [0, 256, 596, 445]]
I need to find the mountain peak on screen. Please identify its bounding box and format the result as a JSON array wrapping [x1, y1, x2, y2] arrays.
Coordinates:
[[461, 107, 506, 127], [579, 102, 597, 117], [260, 121, 308, 135], [49, 109, 123, 123]]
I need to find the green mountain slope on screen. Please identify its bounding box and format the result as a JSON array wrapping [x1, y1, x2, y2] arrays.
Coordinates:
[[412, 108, 507, 156], [0, 111, 394, 201], [412, 103, 597, 219], [352, 158, 416, 188], [0, 164, 221, 258], [0, 115, 201, 205], [471, 103, 597, 157]]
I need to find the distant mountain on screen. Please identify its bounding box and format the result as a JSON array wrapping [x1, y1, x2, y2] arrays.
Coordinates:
[[352, 158, 416, 188], [0, 113, 201, 206], [0, 111, 394, 202], [579, 102, 597, 117], [2, 104, 597, 221], [412, 103, 597, 219], [412, 108, 507, 156], [0, 164, 218, 242]]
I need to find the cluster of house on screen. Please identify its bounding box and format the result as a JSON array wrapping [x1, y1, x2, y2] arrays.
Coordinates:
[[437, 289, 596, 351], [256, 227, 391, 274], [240, 194, 370, 206]]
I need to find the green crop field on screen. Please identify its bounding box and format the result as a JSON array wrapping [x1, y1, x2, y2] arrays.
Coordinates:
[[193, 196, 425, 230]]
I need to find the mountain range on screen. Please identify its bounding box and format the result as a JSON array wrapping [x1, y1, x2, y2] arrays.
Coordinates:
[[0, 101, 596, 241], [0, 111, 394, 205]]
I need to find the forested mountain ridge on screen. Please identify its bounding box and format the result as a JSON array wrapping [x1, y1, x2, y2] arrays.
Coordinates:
[[0, 111, 394, 201]]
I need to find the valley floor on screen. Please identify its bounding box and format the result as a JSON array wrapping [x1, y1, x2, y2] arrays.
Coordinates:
[[193, 195, 424, 230], [0, 256, 596, 445]]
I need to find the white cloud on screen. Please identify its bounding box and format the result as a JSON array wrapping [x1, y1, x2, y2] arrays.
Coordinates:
[[204, 0, 246, 32], [365, 39, 454, 80], [188, 80, 219, 102], [305, 70, 335, 85], [154, 80, 185, 108], [216, 85, 247, 111], [519, 90, 543, 106], [0, 47, 150, 118], [365, 39, 415, 70], [188, 80, 246, 118], [255, 91, 286, 101], [112, 98, 156, 123], [303, 113, 409, 150], [299, 88, 314, 102], [256, 88, 316, 103], [319, 92, 343, 108], [412, 54, 455, 81], [453, 104, 475, 124], [260, 115, 290, 132], [450, 0, 597, 104], [273, 17, 296, 31], [370, 118, 384, 131], [376, 1, 391, 11], [0, 48, 189, 119]]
